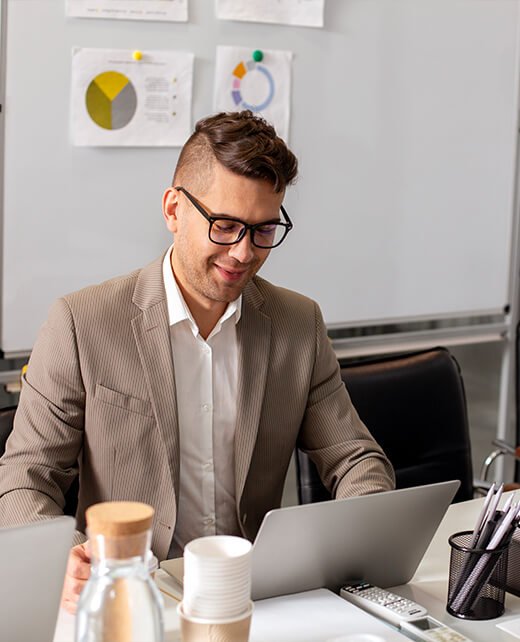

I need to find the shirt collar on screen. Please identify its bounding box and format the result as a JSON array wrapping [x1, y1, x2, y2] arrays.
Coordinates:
[[162, 245, 242, 334]]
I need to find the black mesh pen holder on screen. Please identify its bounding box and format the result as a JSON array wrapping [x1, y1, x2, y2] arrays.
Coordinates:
[[447, 531, 509, 620], [506, 524, 520, 596]]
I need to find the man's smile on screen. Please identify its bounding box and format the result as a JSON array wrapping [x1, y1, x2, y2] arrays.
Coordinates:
[[214, 264, 249, 282]]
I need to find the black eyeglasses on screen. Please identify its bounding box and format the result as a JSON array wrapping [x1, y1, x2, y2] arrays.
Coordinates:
[[175, 186, 293, 249]]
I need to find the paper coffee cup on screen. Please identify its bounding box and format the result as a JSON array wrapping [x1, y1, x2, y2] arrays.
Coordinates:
[[183, 536, 252, 621], [178, 601, 253, 642]]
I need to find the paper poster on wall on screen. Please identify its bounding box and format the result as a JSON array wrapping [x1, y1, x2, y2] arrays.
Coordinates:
[[66, 0, 188, 22], [216, 0, 324, 28], [71, 48, 194, 147], [214, 46, 292, 141]]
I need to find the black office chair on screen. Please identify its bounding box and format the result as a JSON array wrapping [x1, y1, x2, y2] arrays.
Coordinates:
[[0, 406, 17, 455], [0, 405, 79, 517], [295, 347, 474, 505]]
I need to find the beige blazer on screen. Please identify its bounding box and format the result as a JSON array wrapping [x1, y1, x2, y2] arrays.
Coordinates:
[[0, 255, 394, 559]]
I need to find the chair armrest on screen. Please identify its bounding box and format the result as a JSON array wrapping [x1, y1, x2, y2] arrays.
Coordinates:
[[479, 440, 520, 483]]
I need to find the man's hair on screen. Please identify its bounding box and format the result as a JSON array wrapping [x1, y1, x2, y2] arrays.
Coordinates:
[[172, 111, 298, 194]]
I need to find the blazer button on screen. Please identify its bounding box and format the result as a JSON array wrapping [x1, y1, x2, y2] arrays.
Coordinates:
[[241, 513, 247, 525]]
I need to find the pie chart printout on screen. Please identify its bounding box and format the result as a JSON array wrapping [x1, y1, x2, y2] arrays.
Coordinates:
[[86, 71, 137, 130]]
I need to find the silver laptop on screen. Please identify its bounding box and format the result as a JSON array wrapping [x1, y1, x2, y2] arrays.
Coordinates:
[[251, 480, 459, 600], [0, 516, 75, 642], [161, 480, 459, 601]]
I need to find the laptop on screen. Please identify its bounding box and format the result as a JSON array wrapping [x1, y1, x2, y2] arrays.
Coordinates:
[[251, 480, 459, 599], [0, 516, 75, 642], [161, 480, 459, 601]]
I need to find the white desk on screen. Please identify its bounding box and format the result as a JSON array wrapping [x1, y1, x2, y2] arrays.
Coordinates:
[[54, 585, 409, 642], [54, 494, 520, 642]]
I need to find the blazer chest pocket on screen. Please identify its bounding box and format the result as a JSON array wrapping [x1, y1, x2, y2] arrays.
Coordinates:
[[95, 383, 153, 417]]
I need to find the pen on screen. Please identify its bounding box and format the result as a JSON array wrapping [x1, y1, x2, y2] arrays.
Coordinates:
[[486, 502, 519, 550], [486, 483, 504, 522], [470, 483, 496, 548], [475, 484, 504, 549]]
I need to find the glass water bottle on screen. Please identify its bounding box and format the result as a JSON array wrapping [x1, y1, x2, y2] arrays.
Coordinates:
[[75, 501, 164, 642]]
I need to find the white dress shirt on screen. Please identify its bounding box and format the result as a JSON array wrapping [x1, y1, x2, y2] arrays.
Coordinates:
[[162, 246, 242, 556]]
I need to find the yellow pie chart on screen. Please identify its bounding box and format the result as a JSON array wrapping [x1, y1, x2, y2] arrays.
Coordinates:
[[86, 71, 137, 130]]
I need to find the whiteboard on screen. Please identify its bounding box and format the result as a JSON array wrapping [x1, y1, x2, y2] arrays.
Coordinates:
[[1, 0, 519, 355]]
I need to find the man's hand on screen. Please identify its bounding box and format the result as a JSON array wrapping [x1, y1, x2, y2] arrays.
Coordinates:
[[61, 542, 91, 614]]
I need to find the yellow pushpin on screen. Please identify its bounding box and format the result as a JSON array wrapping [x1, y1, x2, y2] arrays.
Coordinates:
[[132, 50, 143, 61]]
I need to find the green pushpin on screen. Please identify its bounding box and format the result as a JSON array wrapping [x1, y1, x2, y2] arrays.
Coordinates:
[[252, 49, 263, 62]]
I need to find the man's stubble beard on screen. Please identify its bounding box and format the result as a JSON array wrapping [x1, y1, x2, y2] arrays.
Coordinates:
[[174, 242, 261, 304]]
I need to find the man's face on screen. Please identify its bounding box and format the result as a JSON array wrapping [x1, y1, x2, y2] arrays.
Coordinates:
[[163, 163, 284, 310]]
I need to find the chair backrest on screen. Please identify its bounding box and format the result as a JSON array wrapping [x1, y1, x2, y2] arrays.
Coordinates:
[[0, 406, 79, 517], [295, 347, 473, 504]]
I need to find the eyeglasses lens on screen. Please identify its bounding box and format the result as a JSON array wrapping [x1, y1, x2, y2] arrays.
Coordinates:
[[210, 220, 286, 248]]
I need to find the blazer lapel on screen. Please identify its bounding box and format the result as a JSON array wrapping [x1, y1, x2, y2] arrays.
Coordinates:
[[131, 256, 180, 497], [235, 280, 271, 502]]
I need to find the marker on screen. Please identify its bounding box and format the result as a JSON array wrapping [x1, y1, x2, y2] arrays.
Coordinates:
[[252, 49, 263, 62], [133, 50, 143, 61]]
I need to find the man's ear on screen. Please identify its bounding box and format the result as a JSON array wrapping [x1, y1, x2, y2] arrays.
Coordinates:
[[162, 188, 180, 233]]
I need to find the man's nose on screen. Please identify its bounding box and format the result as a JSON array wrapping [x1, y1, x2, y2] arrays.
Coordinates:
[[228, 232, 256, 263]]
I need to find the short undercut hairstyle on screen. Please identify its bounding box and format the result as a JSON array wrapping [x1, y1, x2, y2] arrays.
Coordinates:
[[172, 111, 298, 194]]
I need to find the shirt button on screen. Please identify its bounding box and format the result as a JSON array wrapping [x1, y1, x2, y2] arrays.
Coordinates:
[[204, 461, 213, 470], [204, 517, 215, 526], [202, 403, 211, 412]]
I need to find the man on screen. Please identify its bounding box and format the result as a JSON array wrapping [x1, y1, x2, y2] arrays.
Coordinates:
[[0, 111, 394, 612]]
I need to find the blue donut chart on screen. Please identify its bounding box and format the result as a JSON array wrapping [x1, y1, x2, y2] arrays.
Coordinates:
[[231, 60, 275, 112]]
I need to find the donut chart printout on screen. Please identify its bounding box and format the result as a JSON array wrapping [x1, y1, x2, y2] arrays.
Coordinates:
[[71, 48, 194, 146], [214, 45, 293, 141]]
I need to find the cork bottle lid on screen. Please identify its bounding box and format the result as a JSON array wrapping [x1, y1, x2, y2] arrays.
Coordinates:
[[86, 501, 154, 537]]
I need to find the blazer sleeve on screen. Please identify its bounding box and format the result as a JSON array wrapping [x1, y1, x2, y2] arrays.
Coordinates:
[[0, 297, 87, 546], [297, 302, 395, 498]]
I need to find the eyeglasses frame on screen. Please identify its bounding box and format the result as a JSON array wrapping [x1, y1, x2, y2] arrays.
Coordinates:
[[174, 185, 293, 249]]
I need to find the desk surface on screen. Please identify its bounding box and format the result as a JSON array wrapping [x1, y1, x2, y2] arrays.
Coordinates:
[[54, 493, 520, 642], [54, 586, 409, 642]]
